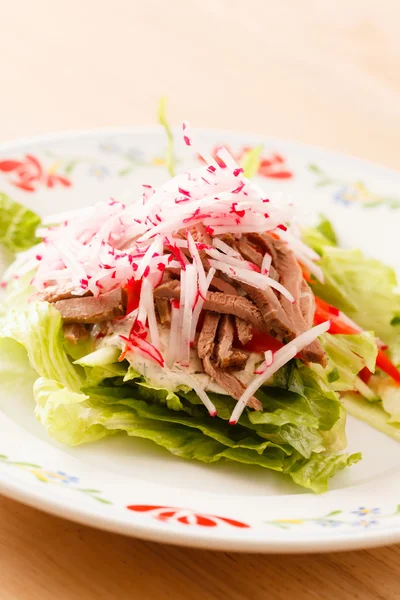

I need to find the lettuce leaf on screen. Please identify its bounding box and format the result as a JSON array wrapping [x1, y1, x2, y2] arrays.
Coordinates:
[[0, 192, 41, 252], [343, 392, 400, 442], [0, 302, 82, 391], [319, 332, 378, 391], [288, 450, 361, 493], [307, 245, 400, 347]]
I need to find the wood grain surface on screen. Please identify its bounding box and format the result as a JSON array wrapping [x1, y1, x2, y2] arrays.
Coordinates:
[[1, 1, 400, 598]]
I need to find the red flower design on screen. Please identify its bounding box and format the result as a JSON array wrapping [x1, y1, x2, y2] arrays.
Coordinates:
[[127, 504, 250, 528], [199, 145, 293, 179], [0, 154, 72, 192]]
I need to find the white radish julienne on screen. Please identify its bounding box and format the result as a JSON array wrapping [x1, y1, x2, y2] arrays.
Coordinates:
[[2, 122, 327, 418], [229, 321, 331, 424], [207, 259, 295, 303]]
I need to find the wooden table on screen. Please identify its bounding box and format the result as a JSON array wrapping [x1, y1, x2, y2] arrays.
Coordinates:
[[1, 1, 400, 598]]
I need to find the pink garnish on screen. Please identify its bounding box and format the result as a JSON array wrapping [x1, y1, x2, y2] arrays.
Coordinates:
[[232, 182, 245, 194]]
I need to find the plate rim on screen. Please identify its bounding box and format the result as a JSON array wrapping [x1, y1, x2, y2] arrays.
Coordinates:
[[1, 125, 400, 553]]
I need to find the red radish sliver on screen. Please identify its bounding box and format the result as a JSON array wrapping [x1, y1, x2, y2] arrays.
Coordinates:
[[207, 259, 295, 302], [213, 237, 241, 257], [261, 252, 272, 275]]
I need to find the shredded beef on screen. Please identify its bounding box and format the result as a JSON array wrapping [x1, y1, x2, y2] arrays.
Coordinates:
[[235, 316, 253, 345], [215, 315, 248, 369], [55, 288, 126, 324], [155, 298, 171, 326], [197, 312, 220, 359]]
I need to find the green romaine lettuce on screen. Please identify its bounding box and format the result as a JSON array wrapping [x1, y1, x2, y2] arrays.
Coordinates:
[[288, 450, 361, 494], [0, 302, 82, 391], [343, 392, 400, 442], [319, 332, 378, 391], [307, 246, 400, 348], [0, 192, 41, 252], [33, 375, 355, 491]]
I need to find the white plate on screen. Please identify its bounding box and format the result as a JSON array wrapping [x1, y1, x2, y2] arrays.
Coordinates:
[[0, 127, 400, 553]]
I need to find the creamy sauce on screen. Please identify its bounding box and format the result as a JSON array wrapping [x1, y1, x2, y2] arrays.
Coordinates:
[[97, 324, 262, 395]]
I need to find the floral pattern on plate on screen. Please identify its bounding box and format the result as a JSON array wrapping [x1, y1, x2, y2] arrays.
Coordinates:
[[308, 163, 400, 209], [0, 455, 111, 504], [267, 506, 400, 530]]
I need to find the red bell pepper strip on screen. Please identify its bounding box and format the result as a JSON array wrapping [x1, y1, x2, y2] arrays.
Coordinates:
[[243, 329, 284, 354], [125, 278, 142, 315]]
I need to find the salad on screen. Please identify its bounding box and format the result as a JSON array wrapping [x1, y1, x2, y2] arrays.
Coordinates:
[[0, 122, 400, 494]]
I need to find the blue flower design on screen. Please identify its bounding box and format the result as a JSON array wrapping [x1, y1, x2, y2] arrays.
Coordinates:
[[88, 164, 110, 180], [315, 519, 343, 527], [351, 507, 380, 517], [316, 519, 342, 528], [352, 519, 379, 528], [53, 471, 80, 485], [334, 183, 375, 206]]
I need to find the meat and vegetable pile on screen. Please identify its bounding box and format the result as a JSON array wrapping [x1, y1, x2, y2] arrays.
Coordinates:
[[1, 127, 400, 493]]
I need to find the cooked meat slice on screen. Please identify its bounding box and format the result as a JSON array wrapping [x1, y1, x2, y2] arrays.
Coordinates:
[[155, 298, 171, 326], [247, 233, 326, 366], [218, 233, 236, 245], [188, 223, 212, 246], [154, 284, 266, 332], [153, 278, 181, 299], [300, 280, 315, 328], [209, 275, 238, 295], [246, 232, 279, 264], [205, 292, 266, 332], [235, 317, 253, 345], [63, 323, 88, 344], [242, 234, 278, 279], [227, 349, 249, 370], [235, 240, 263, 268], [55, 288, 126, 324], [197, 312, 220, 359], [30, 284, 88, 304], [215, 315, 235, 368], [240, 282, 293, 339], [203, 354, 262, 411]]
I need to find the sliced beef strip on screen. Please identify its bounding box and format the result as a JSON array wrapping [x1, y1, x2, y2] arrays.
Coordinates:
[[153, 278, 181, 299], [209, 276, 238, 295], [154, 283, 266, 332], [55, 288, 126, 324], [205, 292, 266, 332], [63, 323, 89, 344], [188, 223, 212, 246], [155, 298, 171, 326], [226, 349, 249, 370], [215, 315, 234, 367], [30, 284, 90, 304], [247, 233, 326, 366], [203, 354, 262, 411], [218, 233, 236, 245], [235, 240, 263, 268], [240, 282, 293, 339], [197, 312, 220, 359], [214, 315, 248, 369], [235, 316, 253, 345]]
